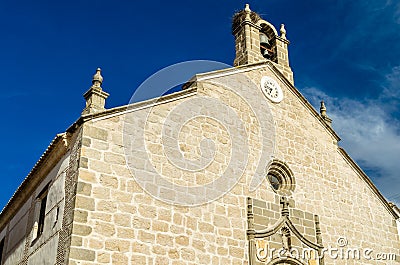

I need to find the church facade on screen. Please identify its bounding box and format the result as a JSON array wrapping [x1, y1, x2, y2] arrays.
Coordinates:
[[0, 4, 399, 265]]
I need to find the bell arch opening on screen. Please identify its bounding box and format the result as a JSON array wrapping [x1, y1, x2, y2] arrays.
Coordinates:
[[259, 22, 278, 62]]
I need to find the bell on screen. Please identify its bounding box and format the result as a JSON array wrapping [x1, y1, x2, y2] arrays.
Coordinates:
[[259, 33, 271, 59], [263, 49, 270, 58], [259, 33, 270, 46]]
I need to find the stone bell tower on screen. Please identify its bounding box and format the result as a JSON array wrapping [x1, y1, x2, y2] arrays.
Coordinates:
[[232, 4, 294, 84]]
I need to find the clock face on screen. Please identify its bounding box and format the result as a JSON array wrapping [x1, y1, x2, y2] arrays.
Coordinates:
[[261, 76, 283, 103]]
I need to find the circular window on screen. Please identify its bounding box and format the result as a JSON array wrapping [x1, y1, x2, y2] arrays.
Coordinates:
[[266, 160, 295, 195], [268, 173, 282, 191]]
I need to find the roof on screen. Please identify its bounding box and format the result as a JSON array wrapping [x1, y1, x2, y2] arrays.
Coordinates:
[[0, 133, 69, 230]]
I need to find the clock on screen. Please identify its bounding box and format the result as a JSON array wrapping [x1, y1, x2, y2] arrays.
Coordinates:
[[261, 76, 283, 103]]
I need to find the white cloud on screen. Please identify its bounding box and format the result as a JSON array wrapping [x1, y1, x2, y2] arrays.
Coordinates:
[[382, 66, 400, 99], [301, 67, 400, 206]]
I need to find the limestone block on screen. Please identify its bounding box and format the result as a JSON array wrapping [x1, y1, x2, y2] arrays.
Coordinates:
[[85, 126, 108, 141], [69, 247, 95, 261]]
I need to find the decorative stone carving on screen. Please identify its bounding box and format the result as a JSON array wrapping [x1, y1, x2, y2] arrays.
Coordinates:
[[247, 196, 324, 265]]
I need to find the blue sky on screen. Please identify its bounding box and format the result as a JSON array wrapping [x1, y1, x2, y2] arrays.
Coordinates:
[[0, 0, 399, 208]]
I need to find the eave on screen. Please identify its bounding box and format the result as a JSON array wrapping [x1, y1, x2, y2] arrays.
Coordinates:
[[0, 133, 69, 231]]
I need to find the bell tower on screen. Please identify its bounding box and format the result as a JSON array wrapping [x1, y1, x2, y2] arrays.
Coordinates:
[[232, 4, 294, 84]]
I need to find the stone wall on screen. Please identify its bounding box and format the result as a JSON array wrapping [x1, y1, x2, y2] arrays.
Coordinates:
[[69, 65, 399, 265], [0, 153, 70, 265]]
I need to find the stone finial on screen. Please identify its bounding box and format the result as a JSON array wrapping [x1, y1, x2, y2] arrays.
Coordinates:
[[82, 67, 109, 115], [244, 4, 251, 21], [92, 68, 103, 87], [320, 100, 332, 126], [389, 202, 400, 217], [320, 101, 327, 116], [280, 24, 287, 39], [245, 3, 251, 12]]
